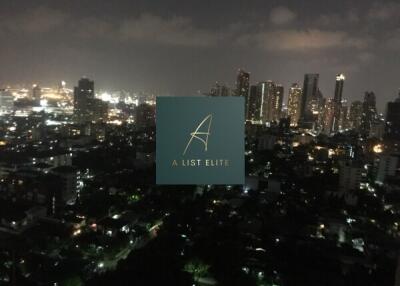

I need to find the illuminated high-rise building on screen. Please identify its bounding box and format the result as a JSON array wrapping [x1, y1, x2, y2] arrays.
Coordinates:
[[0, 89, 14, 114], [249, 81, 283, 123], [74, 77, 93, 123], [312, 90, 326, 131], [361, 91, 377, 136], [331, 74, 345, 133], [299, 73, 319, 128], [236, 69, 250, 97], [385, 92, 400, 141], [58, 80, 67, 96], [334, 74, 345, 102], [262, 81, 277, 123], [349, 100, 363, 131], [74, 77, 107, 123], [74, 77, 94, 104], [210, 82, 230, 97], [273, 84, 284, 121], [32, 84, 41, 104], [247, 85, 261, 122], [321, 98, 335, 134], [135, 103, 156, 129], [235, 69, 250, 116], [247, 82, 269, 123], [339, 100, 350, 131], [287, 83, 302, 126]]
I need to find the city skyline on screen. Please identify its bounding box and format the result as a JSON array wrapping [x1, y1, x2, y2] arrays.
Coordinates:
[[1, 0, 400, 110], [1, 2, 400, 286]]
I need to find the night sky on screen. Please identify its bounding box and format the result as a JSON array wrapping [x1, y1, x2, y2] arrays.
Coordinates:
[[0, 0, 399, 110]]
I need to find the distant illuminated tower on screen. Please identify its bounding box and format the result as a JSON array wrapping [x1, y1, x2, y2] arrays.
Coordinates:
[[250, 81, 284, 123], [331, 74, 345, 133], [58, 80, 67, 94], [385, 91, 400, 141], [339, 100, 350, 131], [0, 89, 14, 114], [300, 74, 319, 128], [135, 103, 156, 128], [235, 69, 250, 116], [74, 77, 107, 123], [287, 83, 302, 126], [210, 82, 230, 97], [247, 82, 268, 123], [59, 80, 66, 89], [334, 74, 345, 103], [74, 78, 94, 119], [32, 84, 41, 105], [236, 69, 250, 97], [74, 78, 87, 122], [262, 81, 276, 123], [273, 84, 284, 121], [322, 98, 335, 134], [361, 91, 377, 136], [349, 100, 363, 131], [74, 78, 94, 101], [247, 85, 260, 121]]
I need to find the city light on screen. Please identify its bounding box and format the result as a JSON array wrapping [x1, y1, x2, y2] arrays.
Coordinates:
[[0, 2, 399, 284], [373, 144, 384, 153]]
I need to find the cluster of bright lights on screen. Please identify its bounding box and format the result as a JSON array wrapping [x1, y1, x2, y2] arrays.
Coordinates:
[[373, 144, 383, 153], [336, 73, 346, 81]]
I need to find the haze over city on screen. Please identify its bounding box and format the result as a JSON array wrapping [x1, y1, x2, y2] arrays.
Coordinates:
[[1, 1, 400, 286], [1, 0, 400, 110]]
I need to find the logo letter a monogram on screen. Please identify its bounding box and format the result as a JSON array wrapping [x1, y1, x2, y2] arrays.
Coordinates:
[[183, 114, 212, 155]]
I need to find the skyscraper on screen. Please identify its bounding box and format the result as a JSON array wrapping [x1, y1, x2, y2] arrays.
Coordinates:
[[349, 100, 363, 131], [247, 81, 284, 123], [135, 103, 156, 129], [385, 92, 400, 141], [334, 74, 345, 103], [247, 85, 261, 122], [339, 100, 350, 131], [273, 84, 284, 121], [32, 84, 41, 105], [300, 74, 319, 128], [74, 77, 107, 123], [236, 69, 250, 97], [287, 83, 302, 126], [331, 74, 345, 133], [210, 82, 230, 97], [247, 82, 269, 123], [74, 77, 94, 107], [0, 89, 14, 114], [320, 98, 333, 134], [263, 80, 277, 123], [235, 69, 250, 116], [361, 91, 377, 137]]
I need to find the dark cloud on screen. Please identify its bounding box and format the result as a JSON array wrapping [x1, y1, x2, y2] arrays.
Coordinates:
[[74, 17, 115, 39], [0, 6, 68, 34], [316, 11, 360, 27], [383, 28, 400, 49], [119, 14, 224, 47], [269, 6, 297, 25], [368, 1, 400, 21], [236, 29, 372, 51]]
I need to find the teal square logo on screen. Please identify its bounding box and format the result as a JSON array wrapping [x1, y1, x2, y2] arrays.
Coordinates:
[[156, 96, 244, 185]]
